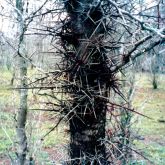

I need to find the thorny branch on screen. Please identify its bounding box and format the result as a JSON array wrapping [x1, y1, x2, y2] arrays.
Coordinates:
[[1, 0, 164, 163]]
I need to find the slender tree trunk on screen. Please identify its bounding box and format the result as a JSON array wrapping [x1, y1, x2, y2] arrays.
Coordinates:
[[63, 0, 109, 164], [10, 70, 15, 85], [151, 52, 159, 89], [16, 55, 28, 165], [118, 69, 135, 164], [16, 0, 28, 164], [152, 72, 158, 89]]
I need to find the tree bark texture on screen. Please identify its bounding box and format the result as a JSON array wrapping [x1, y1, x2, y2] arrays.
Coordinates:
[[62, 0, 109, 164], [16, 0, 28, 164]]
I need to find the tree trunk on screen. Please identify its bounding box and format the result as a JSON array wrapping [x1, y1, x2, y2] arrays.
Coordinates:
[[16, 56, 28, 164], [152, 72, 158, 89], [63, 0, 109, 164], [70, 98, 107, 164], [68, 63, 108, 164], [16, 0, 28, 164]]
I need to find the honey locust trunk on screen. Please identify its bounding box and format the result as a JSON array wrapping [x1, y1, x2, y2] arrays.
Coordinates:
[[62, 0, 109, 164]]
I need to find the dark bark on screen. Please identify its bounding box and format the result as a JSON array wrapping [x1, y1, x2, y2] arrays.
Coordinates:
[[69, 98, 107, 164], [152, 73, 158, 89], [68, 60, 109, 164], [62, 0, 109, 164]]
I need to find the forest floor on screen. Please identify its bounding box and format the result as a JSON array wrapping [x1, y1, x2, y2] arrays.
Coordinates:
[[0, 68, 165, 164], [132, 73, 165, 165]]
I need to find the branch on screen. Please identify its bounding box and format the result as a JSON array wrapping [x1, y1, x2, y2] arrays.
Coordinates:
[[107, 0, 165, 38], [111, 37, 165, 72], [131, 38, 165, 60]]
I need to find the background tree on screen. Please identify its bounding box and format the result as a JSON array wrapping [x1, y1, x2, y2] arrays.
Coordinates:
[[0, 0, 55, 163], [15, 0, 29, 163]]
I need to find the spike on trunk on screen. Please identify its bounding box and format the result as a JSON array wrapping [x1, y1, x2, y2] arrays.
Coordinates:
[[62, 1, 109, 163]]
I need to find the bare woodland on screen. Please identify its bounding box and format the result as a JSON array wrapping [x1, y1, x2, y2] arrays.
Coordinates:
[[0, 0, 165, 164]]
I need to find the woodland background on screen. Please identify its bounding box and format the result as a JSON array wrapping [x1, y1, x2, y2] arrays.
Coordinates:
[[0, 0, 165, 164]]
